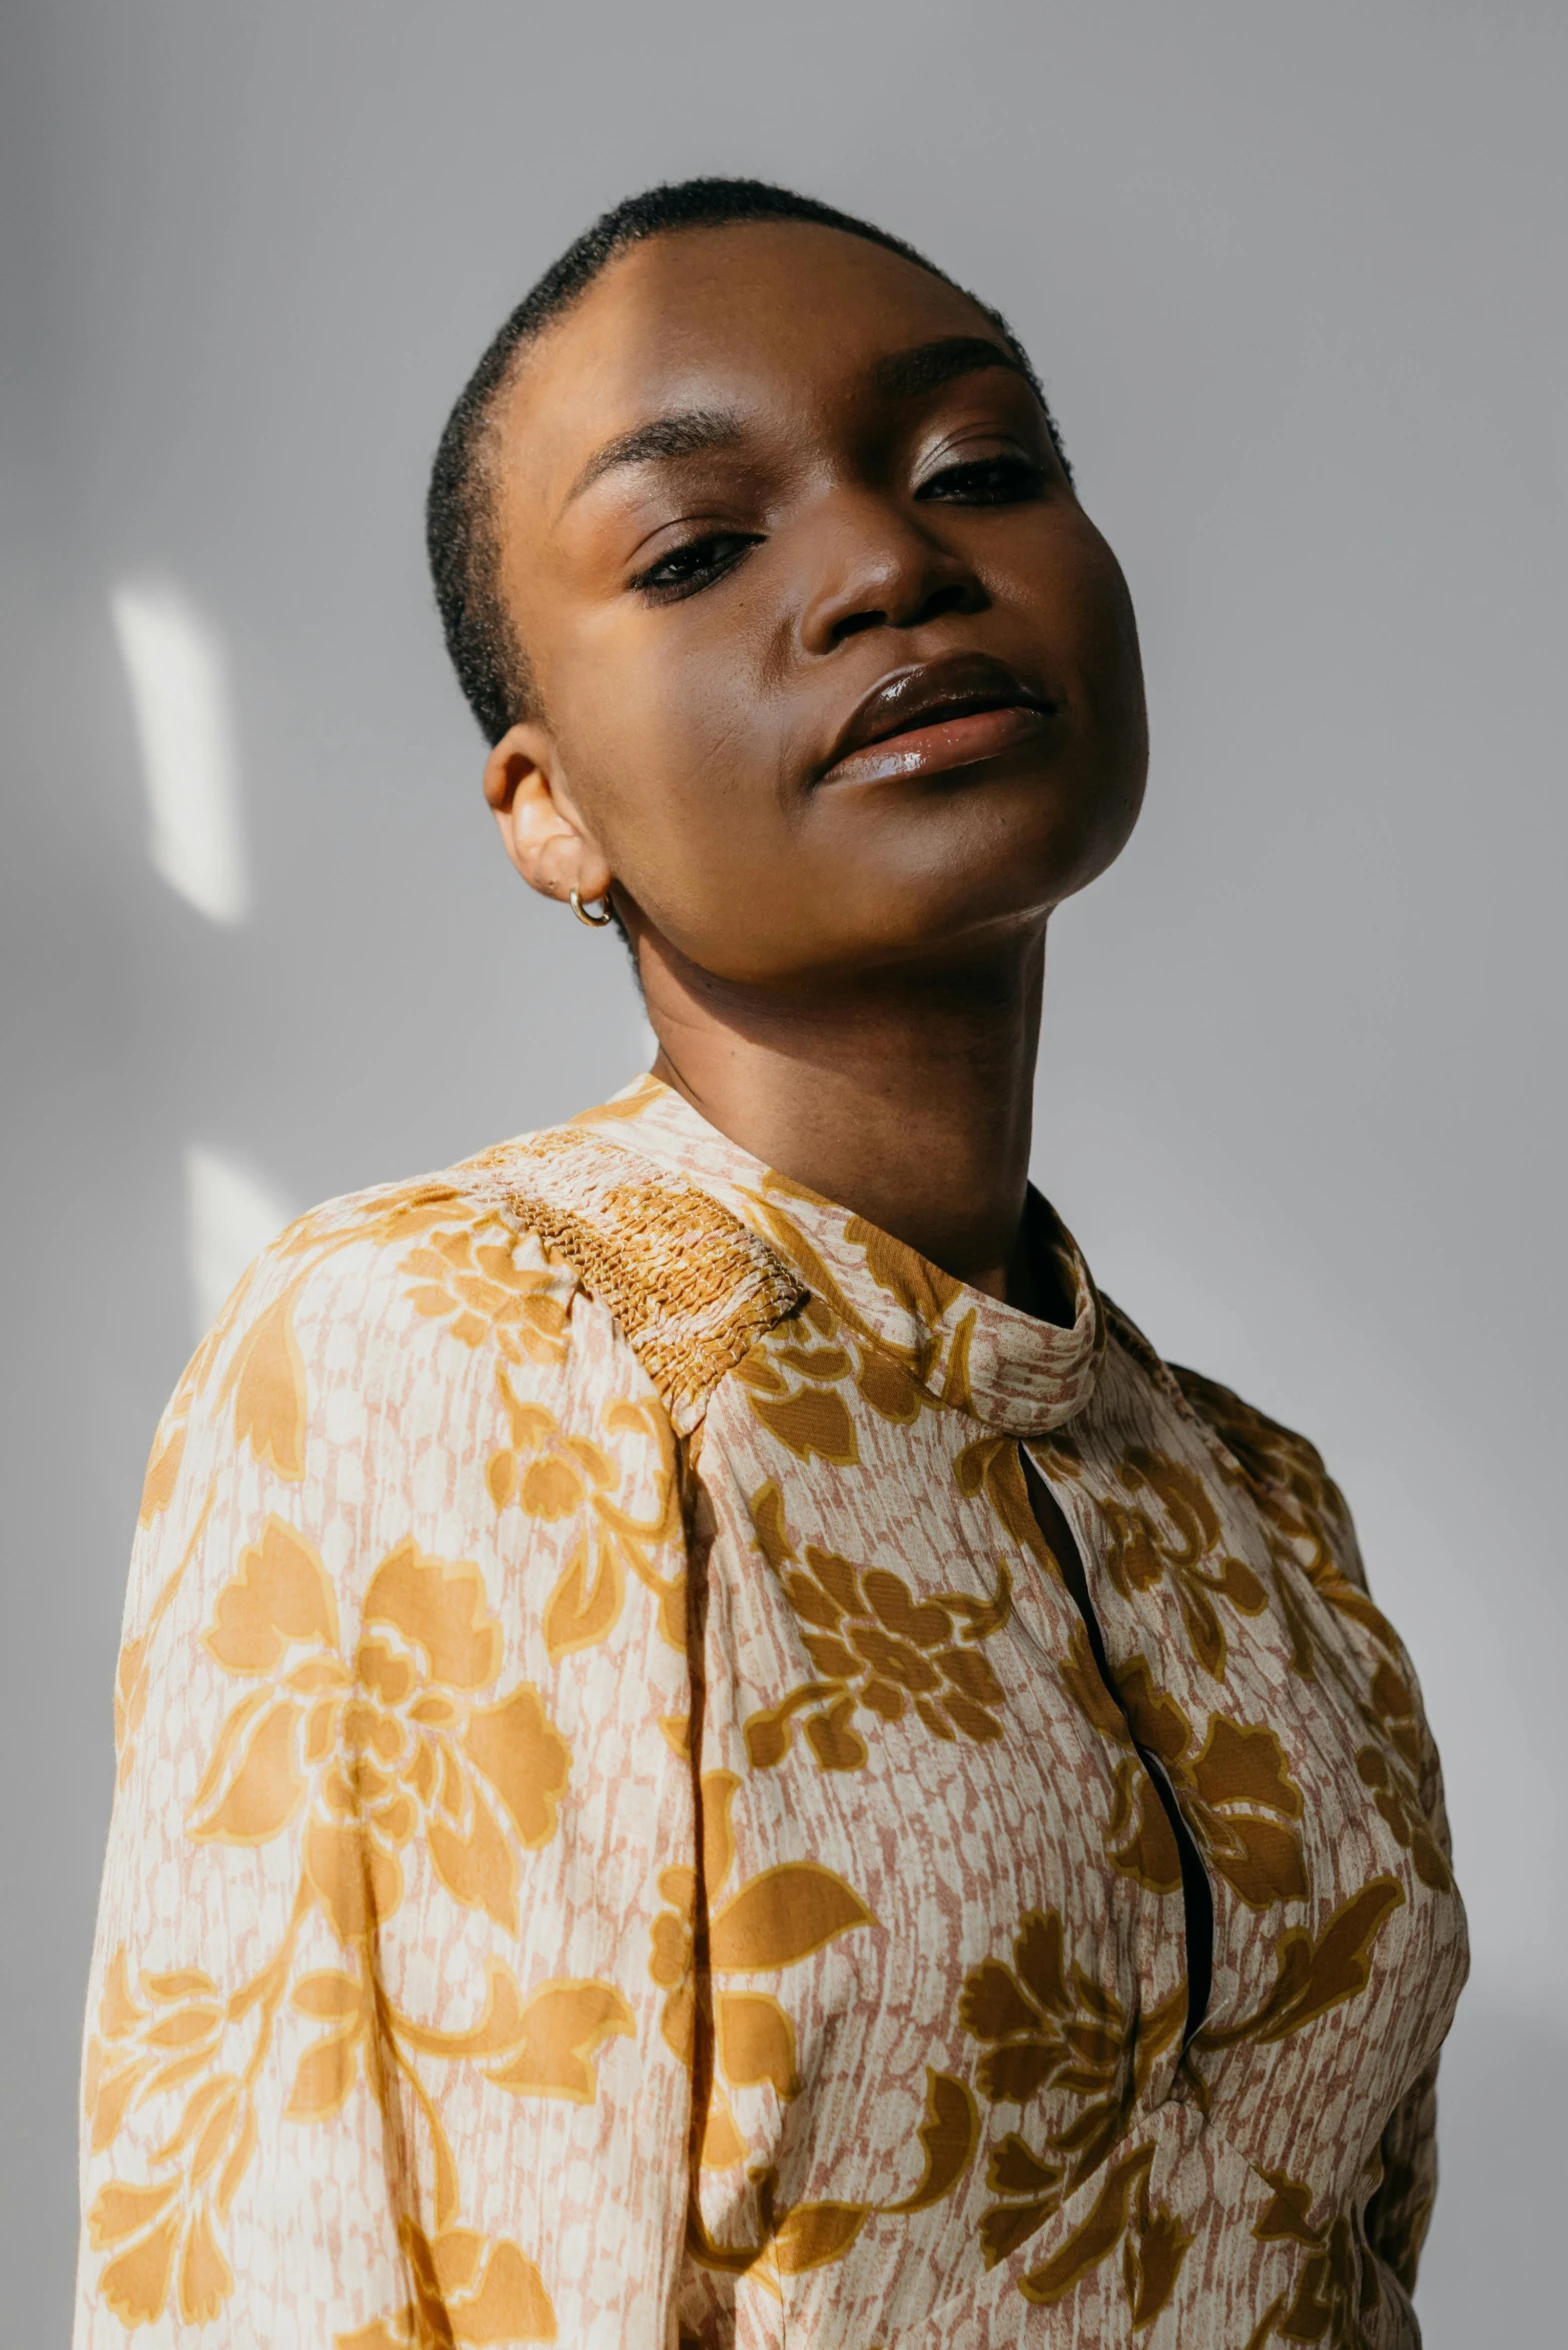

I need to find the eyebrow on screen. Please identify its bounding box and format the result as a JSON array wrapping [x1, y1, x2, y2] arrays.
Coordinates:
[[564, 409, 744, 507], [868, 334, 1031, 401], [562, 336, 1031, 510]]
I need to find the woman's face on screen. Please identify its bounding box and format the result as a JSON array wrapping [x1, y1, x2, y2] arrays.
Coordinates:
[[487, 220, 1148, 984]]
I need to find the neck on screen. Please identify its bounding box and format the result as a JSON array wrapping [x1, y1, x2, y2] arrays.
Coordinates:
[[640, 924, 1056, 1312]]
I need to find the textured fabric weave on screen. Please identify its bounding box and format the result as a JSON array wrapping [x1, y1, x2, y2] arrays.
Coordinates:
[[75, 1076, 1466, 2347]]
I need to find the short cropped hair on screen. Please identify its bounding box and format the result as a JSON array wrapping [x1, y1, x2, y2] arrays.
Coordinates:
[[426, 176, 1069, 745]]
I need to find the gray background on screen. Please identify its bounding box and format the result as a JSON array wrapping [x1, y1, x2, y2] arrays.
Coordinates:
[[4, 2, 1563, 2339]]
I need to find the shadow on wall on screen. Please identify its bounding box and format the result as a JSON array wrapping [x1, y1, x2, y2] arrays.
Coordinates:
[[1416, 1990, 1565, 2344]]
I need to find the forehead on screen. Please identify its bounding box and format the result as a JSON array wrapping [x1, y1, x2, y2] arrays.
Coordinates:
[[495, 221, 1009, 506]]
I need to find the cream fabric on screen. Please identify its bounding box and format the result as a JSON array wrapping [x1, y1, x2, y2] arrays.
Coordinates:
[[75, 1076, 1466, 2347]]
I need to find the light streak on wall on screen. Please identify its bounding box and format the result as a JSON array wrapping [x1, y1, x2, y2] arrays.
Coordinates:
[[111, 577, 249, 924], [184, 1145, 297, 1337]]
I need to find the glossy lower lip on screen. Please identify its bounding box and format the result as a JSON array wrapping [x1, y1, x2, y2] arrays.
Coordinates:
[[819, 701, 1050, 786]]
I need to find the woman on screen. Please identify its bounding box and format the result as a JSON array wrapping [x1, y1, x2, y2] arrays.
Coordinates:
[[75, 180, 1466, 2347]]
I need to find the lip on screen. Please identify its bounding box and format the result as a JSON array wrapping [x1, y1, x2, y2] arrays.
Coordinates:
[[817, 652, 1057, 786]]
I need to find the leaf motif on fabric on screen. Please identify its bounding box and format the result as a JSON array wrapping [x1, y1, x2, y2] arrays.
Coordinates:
[[205, 1517, 340, 1677], [345, 2219, 558, 2348], [485, 1981, 634, 2101], [749, 1387, 860, 1466], [177, 2205, 235, 2325], [1199, 1876, 1406, 2055], [187, 1698, 305, 1845], [884, 2070, 978, 2213], [771, 2200, 869, 2276], [97, 2212, 183, 2327], [222, 1290, 308, 1483], [716, 1993, 800, 2100], [698, 2092, 750, 2173], [462, 1686, 572, 1852], [1017, 2142, 1154, 2306], [542, 1531, 623, 1661], [427, 1783, 519, 1931], [709, 1865, 875, 1973], [138, 1419, 187, 1526], [304, 1818, 404, 1945], [363, 1543, 501, 1692], [1107, 1660, 1310, 1913], [286, 2028, 360, 2120]]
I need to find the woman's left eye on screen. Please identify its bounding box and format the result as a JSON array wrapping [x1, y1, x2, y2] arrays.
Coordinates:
[[916, 454, 1046, 505], [630, 532, 761, 599]]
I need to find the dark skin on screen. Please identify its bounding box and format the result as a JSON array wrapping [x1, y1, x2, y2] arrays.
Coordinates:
[[481, 219, 1149, 1316], [476, 221, 1215, 2017]]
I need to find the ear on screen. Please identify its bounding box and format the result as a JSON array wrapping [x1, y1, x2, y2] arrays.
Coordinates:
[[483, 724, 614, 909]]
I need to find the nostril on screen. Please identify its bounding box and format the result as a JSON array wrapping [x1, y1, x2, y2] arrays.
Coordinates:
[[829, 608, 891, 645], [917, 580, 980, 627]]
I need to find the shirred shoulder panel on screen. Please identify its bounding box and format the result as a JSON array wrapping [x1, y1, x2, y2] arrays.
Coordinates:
[[463, 1126, 808, 1431]]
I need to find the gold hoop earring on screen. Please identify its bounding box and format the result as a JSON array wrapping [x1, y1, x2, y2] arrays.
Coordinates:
[[569, 888, 615, 929]]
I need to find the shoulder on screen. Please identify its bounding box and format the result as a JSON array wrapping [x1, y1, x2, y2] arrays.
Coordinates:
[[1095, 1293, 1367, 1595], [1167, 1358, 1368, 1595], [192, 1121, 805, 1445]]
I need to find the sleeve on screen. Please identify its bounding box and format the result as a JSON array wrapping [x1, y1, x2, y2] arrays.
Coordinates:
[[1363, 2056, 1439, 2293], [74, 1183, 698, 2350]]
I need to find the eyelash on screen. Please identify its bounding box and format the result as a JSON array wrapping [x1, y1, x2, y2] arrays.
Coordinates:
[[630, 455, 1046, 602], [631, 534, 761, 601], [916, 453, 1046, 504]]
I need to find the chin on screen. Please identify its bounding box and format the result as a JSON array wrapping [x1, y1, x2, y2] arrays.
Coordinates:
[[877, 795, 1137, 947]]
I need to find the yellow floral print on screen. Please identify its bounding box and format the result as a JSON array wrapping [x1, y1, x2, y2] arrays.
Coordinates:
[[1097, 1447, 1270, 1679], [742, 1482, 1012, 1770], [1102, 1657, 1309, 1911], [650, 1770, 874, 2170], [960, 1908, 1184, 2274], [486, 1375, 685, 1654], [335, 2220, 557, 2348], [76, 1087, 1464, 2347], [1014, 2138, 1194, 2326], [190, 1517, 571, 1939], [402, 1222, 568, 1369], [1242, 2170, 1382, 2348]]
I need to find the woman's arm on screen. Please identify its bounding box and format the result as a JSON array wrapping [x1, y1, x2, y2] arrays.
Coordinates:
[[75, 1179, 696, 2346]]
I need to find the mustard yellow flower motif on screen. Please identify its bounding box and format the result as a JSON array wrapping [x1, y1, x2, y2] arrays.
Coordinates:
[[1171, 1365, 1394, 1671], [1012, 2138, 1193, 2327], [1103, 1659, 1309, 1913], [1247, 2169, 1381, 2345], [1354, 1660, 1451, 1892], [1098, 1447, 1269, 1679], [1173, 1372, 1451, 1895], [335, 2215, 557, 2347], [741, 1188, 977, 1422], [744, 1483, 1011, 1771], [655, 1784, 972, 2298], [959, 1908, 1185, 2269], [486, 1376, 685, 1655], [650, 1771, 874, 2170], [732, 1329, 862, 1468], [82, 1952, 259, 2329], [403, 1221, 569, 1367], [190, 1516, 571, 1941]]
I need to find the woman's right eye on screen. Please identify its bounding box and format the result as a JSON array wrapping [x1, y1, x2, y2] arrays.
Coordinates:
[[631, 532, 760, 600]]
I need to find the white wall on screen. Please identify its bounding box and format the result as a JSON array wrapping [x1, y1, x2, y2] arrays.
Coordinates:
[[3, 3, 1562, 2337]]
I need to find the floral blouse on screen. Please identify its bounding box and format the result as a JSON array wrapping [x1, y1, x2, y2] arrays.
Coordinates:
[[75, 1076, 1467, 2348]]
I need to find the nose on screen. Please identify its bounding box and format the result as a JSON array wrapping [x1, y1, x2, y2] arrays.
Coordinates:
[[796, 492, 988, 655]]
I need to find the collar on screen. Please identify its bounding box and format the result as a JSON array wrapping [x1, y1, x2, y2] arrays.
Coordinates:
[[572, 1075, 1104, 1437]]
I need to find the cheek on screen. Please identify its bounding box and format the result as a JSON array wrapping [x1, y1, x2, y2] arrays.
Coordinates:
[[535, 521, 1149, 981], [1031, 520, 1146, 739], [549, 633, 792, 923]]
